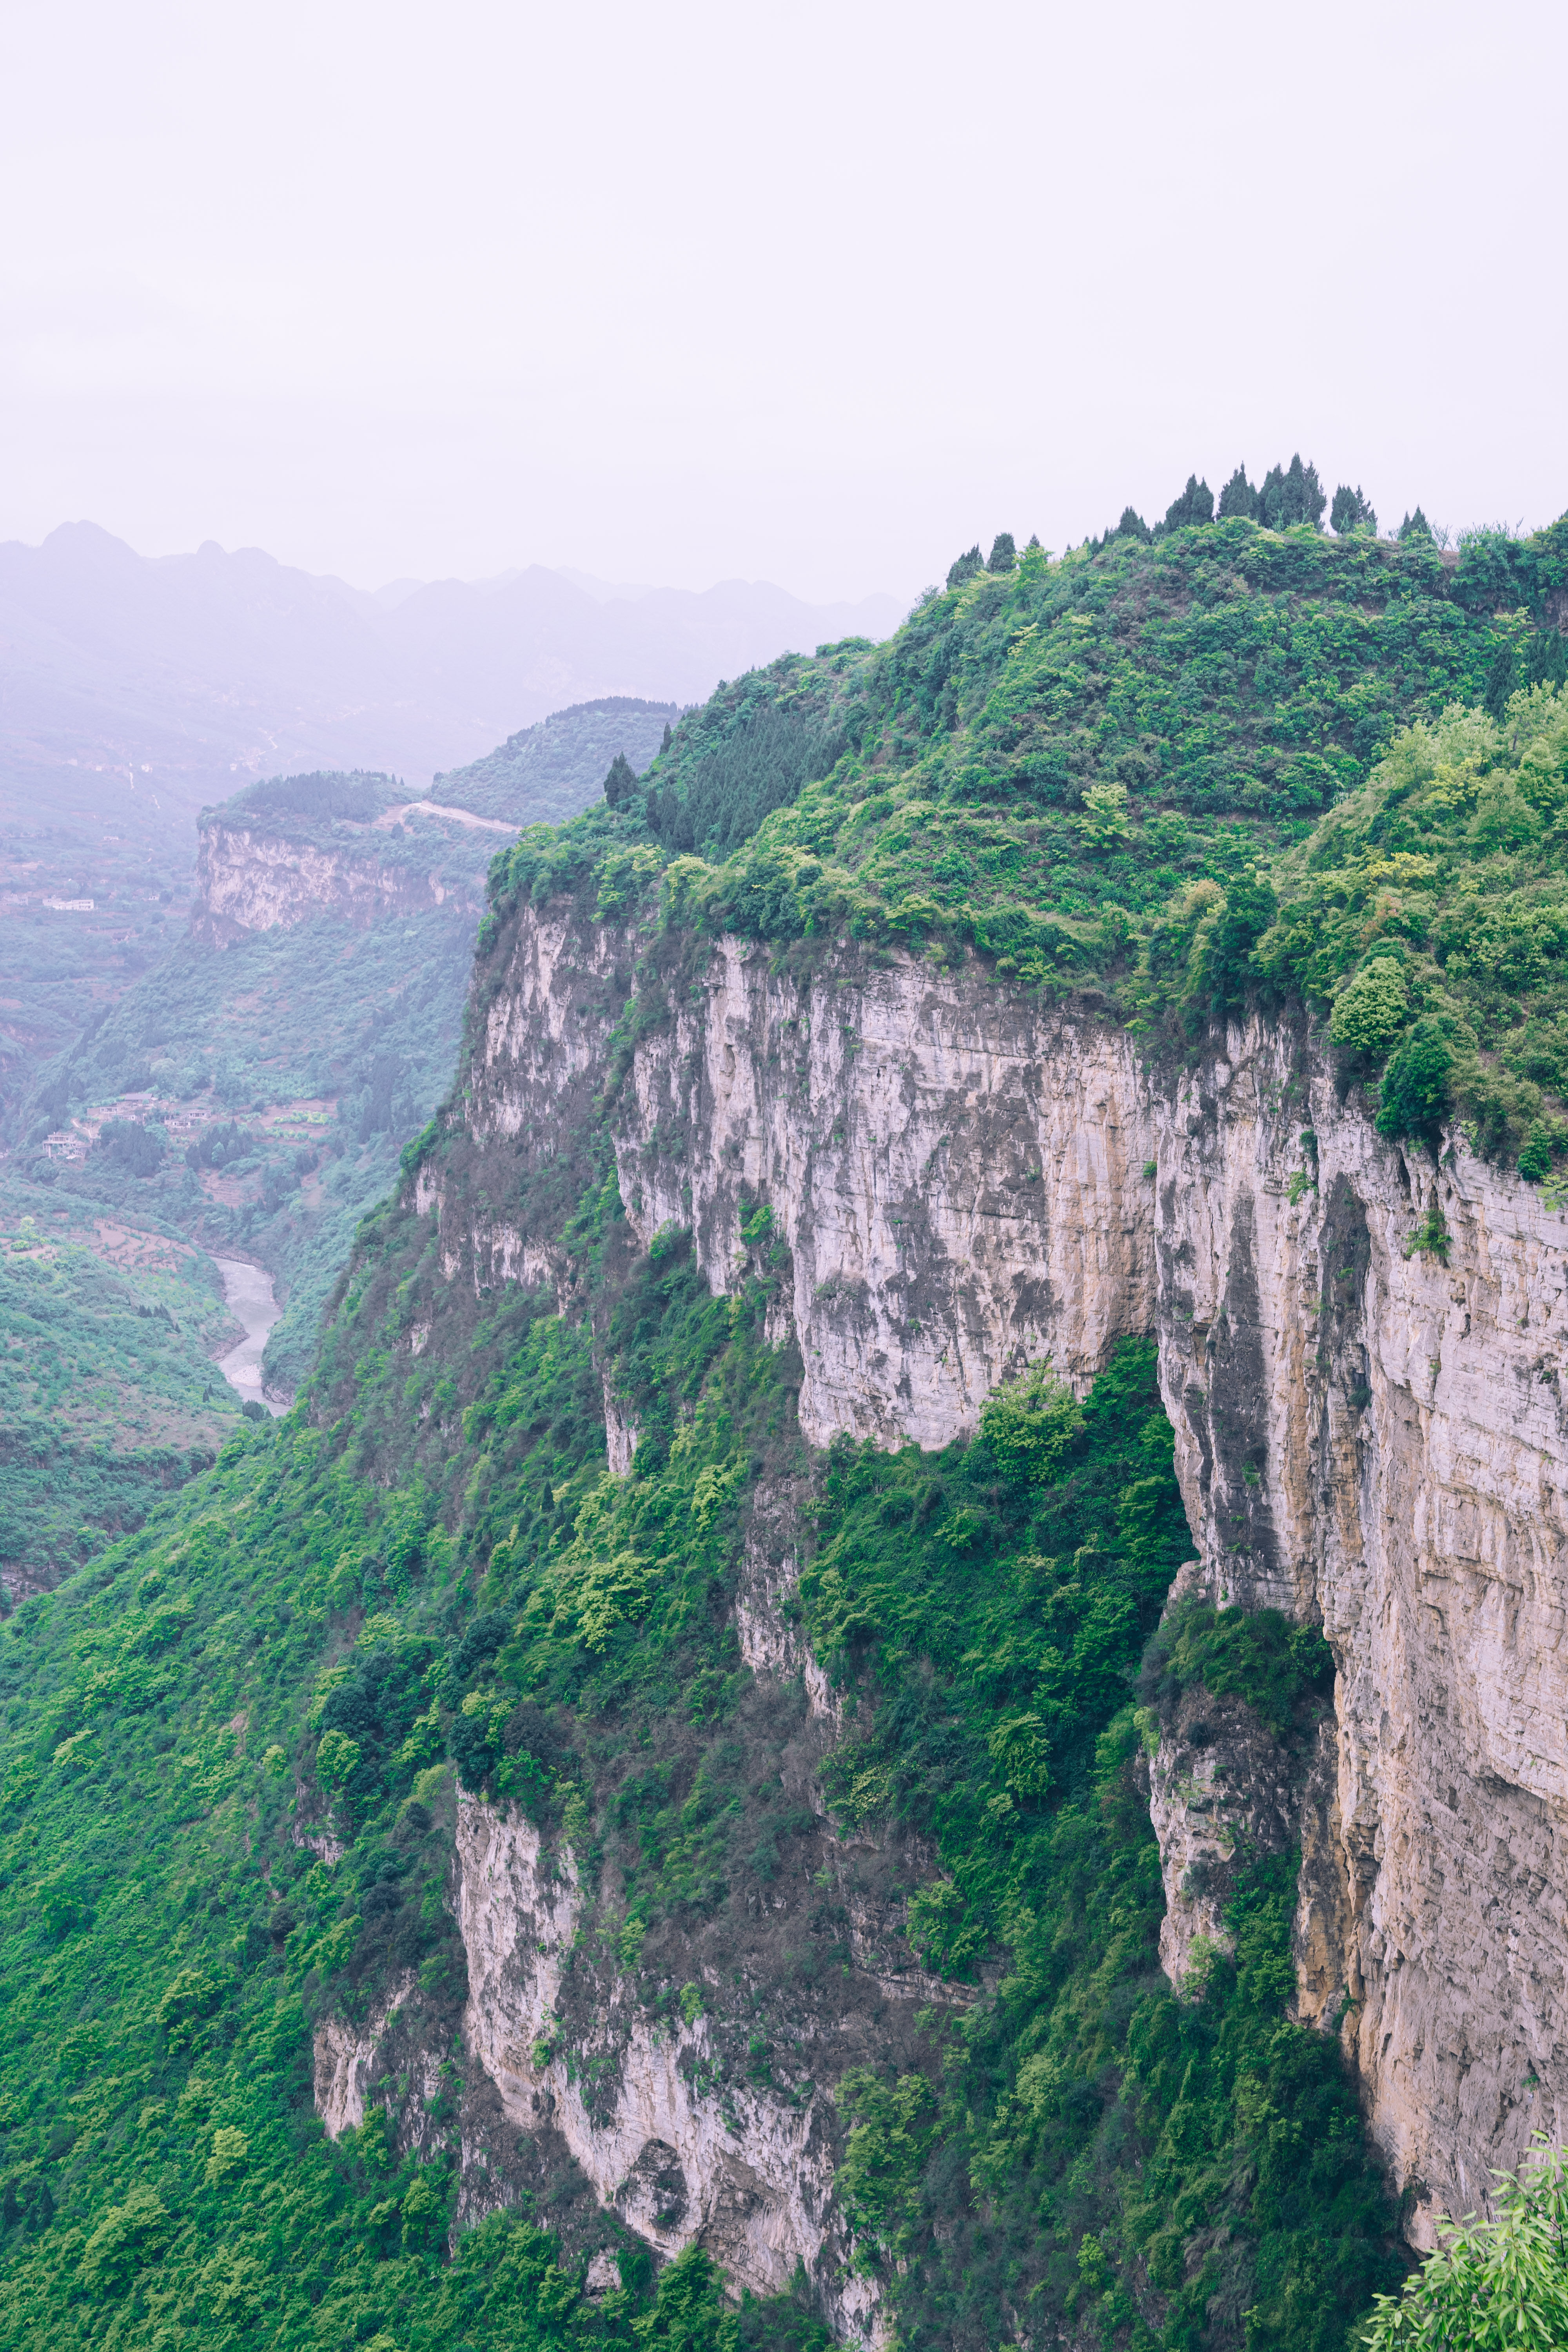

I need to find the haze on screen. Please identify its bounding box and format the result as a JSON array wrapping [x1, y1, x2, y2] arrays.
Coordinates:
[[2, 0, 1564, 606]]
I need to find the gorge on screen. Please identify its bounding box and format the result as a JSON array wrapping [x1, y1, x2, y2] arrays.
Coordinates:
[[3, 508, 1566, 2352]]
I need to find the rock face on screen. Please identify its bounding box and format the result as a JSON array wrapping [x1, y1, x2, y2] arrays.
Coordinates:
[[414, 898, 1568, 2256], [192, 820, 485, 944], [454, 1796, 882, 2343]]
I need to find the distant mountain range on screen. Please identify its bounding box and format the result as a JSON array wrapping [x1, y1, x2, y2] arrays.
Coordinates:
[[0, 523, 901, 840]]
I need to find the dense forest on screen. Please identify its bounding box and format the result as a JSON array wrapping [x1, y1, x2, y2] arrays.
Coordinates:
[[0, 492, 1565, 2349]]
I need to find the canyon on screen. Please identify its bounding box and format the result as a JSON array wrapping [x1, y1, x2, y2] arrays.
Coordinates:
[[394, 893, 1568, 2278]]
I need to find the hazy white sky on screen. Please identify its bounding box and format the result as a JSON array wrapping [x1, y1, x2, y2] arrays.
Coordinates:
[[3, 0, 1563, 604]]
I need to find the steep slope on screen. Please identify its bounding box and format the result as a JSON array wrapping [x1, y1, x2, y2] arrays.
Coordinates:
[[0, 506, 1566, 2352], [0, 1171, 242, 1600]]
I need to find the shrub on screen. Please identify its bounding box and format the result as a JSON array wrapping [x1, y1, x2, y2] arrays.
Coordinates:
[[1329, 956, 1410, 1055], [1364, 2138, 1568, 2348], [1377, 1018, 1456, 1144], [977, 1362, 1084, 1485]]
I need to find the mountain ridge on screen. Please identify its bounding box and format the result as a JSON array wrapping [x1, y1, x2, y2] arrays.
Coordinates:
[[0, 523, 901, 830]]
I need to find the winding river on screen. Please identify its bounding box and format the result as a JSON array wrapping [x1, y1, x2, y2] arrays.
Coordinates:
[[214, 1256, 288, 1416]]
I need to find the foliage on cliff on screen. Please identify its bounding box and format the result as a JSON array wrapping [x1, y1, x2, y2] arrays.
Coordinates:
[[1363, 2140, 1568, 2349], [798, 1345, 1398, 2349], [0, 1217, 826, 2350], [1255, 686, 1568, 1167], [487, 514, 1567, 1021], [0, 1062, 1404, 2352]]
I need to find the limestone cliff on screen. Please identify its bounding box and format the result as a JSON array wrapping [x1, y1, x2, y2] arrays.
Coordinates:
[[192, 809, 497, 944], [403, 895, 1568, 2267]]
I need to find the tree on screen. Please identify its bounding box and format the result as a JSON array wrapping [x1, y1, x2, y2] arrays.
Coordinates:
[[978, 1362, 1084, 1484], [1364, 2141, 1568, 2349], [1260, 454, 1327, 530], [603, 752, 639, 808], [987, 532, 1017, 573], [1111, 506, 1151, 544], [1075, 778, 1132, 848], [946, 545, 983, 589], [1163, 474, 1215, 532], [1376, 1016, 1455, 1145], [1329, 957, 1409, 1055], [660, 723, 673, 753], [1398, 506, 1434, 543], [632, 2245, 739, 2350], [1218, 463, 1261, 521], [1330, 483, 1379, 535]]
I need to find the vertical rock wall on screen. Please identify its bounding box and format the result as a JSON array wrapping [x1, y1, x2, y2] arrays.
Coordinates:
[[417, 898, 1568, 2252]]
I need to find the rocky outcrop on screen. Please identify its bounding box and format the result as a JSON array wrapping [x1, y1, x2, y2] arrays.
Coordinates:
[[313, 1975, 421, 2136], [192, 820, 486, 943], [454, 1795, 884, 2343], [423, 897, 1568, 2251]]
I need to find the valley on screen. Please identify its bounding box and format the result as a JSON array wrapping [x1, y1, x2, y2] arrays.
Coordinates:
[[0, 501, 1565, 2351]]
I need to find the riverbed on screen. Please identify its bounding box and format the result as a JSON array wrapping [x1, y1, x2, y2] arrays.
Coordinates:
[[214, 1256, 288, 1416]]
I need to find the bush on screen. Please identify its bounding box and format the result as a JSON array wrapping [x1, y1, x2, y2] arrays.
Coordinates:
[[1377, 1018, 1456, 1143], [1329, 956, 1409, 1055], [977, 1362, 1084, 1484], [1364, 2139, 1568, 2348]]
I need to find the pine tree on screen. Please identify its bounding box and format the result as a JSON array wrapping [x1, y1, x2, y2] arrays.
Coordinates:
[[1163, 475, 1215, 532], [660, 723, 673, 754], [1397, 507, 1434, 543], [603, 753, 639, 808], [1330, 484, 1378, 536], [1218, 464, 1260, 521], [1112, 507, 1151, 544], [1260, 455, 1327, 530], [946, 545, 983, 590], [987, 532, 1017, 573]]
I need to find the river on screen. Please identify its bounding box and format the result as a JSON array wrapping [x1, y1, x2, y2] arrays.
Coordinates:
[[214, 1256, 289, 1416]]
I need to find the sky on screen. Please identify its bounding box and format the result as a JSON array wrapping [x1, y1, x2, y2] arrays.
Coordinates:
[[2, 0, 1563, 606]]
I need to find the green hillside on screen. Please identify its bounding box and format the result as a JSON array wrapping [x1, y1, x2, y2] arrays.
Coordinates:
[[0, 495, 1565, 2349], [0, 1174, 240, 1599], [500, 508, 1568, 1161], [433, 698, 678, 825], [16, 899, 480, 1394]]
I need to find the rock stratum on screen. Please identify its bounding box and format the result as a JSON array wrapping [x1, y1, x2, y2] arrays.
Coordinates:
[[191, 813, 495, 944], [392, 895, 1568, 2285]]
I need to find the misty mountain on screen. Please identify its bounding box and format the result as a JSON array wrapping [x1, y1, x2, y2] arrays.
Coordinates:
[[0, 523, 900, 844]]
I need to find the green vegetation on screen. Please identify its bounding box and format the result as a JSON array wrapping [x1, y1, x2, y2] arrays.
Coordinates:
[[6, 701, 680, 1399], [489, 511, 1567, 1055], [1146, 1602, 1336, 1738], [0, 1174, 238, 1595], [434, 700, 679, 826], [1257, 689, 1568, 1164], [10, 500, 1566, 2345], [795, 1345, 1395, 2346], [0, 1138, 1401, 2348], [0, 821, 194, 1119], [208, 771, 407, 842], [1364, 2140, 1568, 2348], [16, 902, 478, 1390], [0, 1190, 832, 2350]]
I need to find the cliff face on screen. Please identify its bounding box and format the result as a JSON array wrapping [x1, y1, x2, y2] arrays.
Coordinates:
[[192, 819, 485, 944], [415, 898, 1568, 2263]]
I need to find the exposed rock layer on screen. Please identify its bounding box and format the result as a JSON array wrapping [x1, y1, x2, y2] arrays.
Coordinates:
[[428, 901, 1568, 2248], [453, 1797, 883, 2343], [193, 821, 483, 943]]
